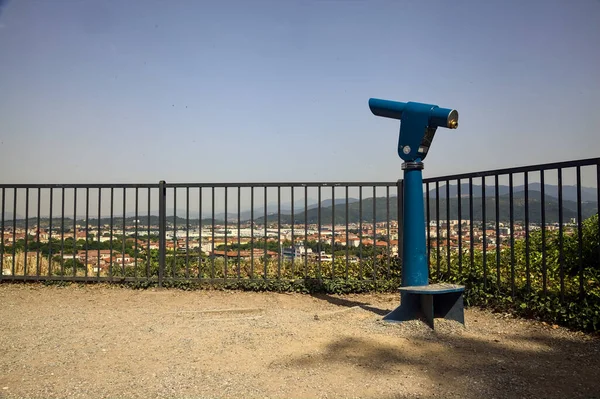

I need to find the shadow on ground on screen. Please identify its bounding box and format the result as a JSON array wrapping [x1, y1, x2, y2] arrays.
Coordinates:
[[310, 293, 391, 316], [287, 308, 600, 399]]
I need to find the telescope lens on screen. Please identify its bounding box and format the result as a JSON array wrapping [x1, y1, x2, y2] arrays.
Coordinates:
[[447, 110, 459, 129]]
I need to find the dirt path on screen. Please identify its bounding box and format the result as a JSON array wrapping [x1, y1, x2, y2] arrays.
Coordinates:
[[0, 284, 598, 399]]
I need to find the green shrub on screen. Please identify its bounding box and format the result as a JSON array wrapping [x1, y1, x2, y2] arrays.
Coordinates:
[[125, 277, 400, 295], [436, 214, 600, 332]]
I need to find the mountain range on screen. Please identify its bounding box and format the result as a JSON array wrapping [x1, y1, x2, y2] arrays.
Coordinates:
[[428, 183, 596, 203], [3, 188, 598, 227]]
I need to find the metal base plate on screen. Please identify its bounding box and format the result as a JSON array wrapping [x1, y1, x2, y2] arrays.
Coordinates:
[[383, 284, 465, 329]]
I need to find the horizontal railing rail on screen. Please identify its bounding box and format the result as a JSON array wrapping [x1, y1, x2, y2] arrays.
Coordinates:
[[0, 184, 160, 189], [163, 182, 398, 188]]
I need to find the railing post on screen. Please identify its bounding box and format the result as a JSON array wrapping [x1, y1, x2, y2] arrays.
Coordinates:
[[158, 180, 166, 287], [397, 179, 404, 265]]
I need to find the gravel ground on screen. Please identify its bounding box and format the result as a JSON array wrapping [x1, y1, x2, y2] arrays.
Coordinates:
[[0, 284, 599, 399]]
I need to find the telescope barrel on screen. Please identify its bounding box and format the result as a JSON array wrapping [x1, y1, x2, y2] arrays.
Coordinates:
[[369, 98, 458, 129], [368, 98, 407, 120]]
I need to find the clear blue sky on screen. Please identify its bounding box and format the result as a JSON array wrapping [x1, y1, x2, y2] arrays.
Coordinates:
[[1, 0, 599, 185]]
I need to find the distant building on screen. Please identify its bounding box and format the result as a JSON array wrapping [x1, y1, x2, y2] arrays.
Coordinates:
[[316, 251, 333, 262], [281, 245, 312, 259]]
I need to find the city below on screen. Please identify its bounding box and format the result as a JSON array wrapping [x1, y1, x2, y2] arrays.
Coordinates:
[[0, 217, 582, 274]]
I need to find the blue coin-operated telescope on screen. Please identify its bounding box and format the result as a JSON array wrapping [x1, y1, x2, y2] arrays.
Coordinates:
[[369, 98, 465, 329]]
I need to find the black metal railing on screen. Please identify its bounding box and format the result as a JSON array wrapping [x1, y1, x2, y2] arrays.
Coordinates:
[[0, 182, 400, 285], [0, 184, 160, 282], [0, 157, 598, 304], [423, 157, 600, 302], [157, 182, 400, 285]]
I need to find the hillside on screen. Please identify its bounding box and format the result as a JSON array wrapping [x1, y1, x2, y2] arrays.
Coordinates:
[[428, 183, 597, 203], [6, 190, 597, 229], [254, 190, 597, 225]]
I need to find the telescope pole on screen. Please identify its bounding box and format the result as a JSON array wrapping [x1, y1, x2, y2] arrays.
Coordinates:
[[401, 161, 429, 287], [383, 160, 429, 322]]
